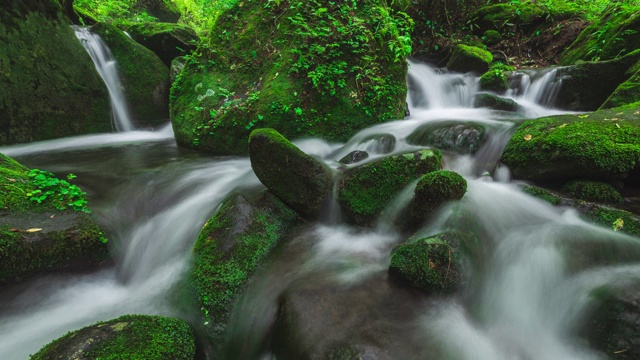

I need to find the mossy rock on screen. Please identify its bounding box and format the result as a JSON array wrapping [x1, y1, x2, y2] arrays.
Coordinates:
[[249, 128, 333, 218], [555, 51, 640, 111], [30, 314, 195, 360], [482, 29, 502, 46], [518, 184, 562, 206], [601, 62, 640, 109], [561, 7, 640, 65], [501, 107, 640, 183], [388, 232, 468, 293], [474, 93, 518, 112], [411, 170, 467, 224], [446, 44, 492, 74], [562, 180, 623, 203], [479, 63, 514, 93], [0, 1, 111, 145], [132, 0, 181, 23], [122, 22, 199, 67], [92, 22, 170, 128], [338, 150, 369, 165], [191, 191, 299, 352], [338, 149, 442, 226], [406, 121, 486, 154], [472, 1, 575, 36], [170, 0, 412, 155]]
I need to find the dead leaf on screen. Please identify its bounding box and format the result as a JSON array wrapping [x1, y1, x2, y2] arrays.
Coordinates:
[[428, 259, 436, 269], [578, 114, 589, 118], [25, 228, 43, 233], [558, 123, 568, 128], [6, 178, 16, 182], [50, 214, 55, 219], [616, 112, 623, 115], [524, 134, 532, 141]]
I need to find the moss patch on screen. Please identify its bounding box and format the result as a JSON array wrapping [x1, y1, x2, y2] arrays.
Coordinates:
[[562, 180, 623, 203], [518, 184, 562, 206], [411, 170, 467, 224], [446, 44, 493, 74], [479, 62, 514, 93], [31, 314, 195, 360]]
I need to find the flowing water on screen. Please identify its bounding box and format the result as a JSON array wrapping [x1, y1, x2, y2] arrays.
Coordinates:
[[0, 53, 639, 360]]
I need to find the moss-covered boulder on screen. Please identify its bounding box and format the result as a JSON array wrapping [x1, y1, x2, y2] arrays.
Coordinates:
[[554, 51, 640, 111], [249, 128, 333, 218], [0, 0, 111, 145], [446, 44, 492, 74], [191, 191, 299, 351], [471, 1, 576, 36], [338, 149, 442, 226], [562, 180, 623, 203], [389, 232, 468, 293], [30, 314, 195, 360], [479, 63, 514, 93], [601, 61, 640, 109], [474, 93, 518, 112], [0, 153, 109, 286], [501, 107, 640, 183], [482, 29, 502, 46], [91, 22, 170, 128], [407, 121, 486, 154], [170, 0, 412, 155], [411, 170, 467, 224], [122, 22, 198, 67]]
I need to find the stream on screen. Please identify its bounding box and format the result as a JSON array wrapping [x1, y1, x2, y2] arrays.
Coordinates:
[[0, 31, 639, 360]]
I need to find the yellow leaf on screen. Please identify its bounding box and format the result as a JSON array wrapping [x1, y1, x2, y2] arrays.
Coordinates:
[[616, 123, 621, 128], [6, 178, 16, 182], [617, 112, 623, 115], [524, 134, 532, 141], [613, 218, 624, 231], [578, 115, 589, 118], [559, 123, 568, 128], [26, 228, 43, 233]]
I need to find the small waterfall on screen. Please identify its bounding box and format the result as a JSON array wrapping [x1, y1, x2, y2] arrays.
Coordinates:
[[407, 61, 479, 110], [73, 26, 135, 132], [507, 68, 563, 107]]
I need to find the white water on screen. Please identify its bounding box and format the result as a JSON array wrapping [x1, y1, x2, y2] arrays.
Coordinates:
[[1, 61, 638, 360], [73, 26, 135, 132]]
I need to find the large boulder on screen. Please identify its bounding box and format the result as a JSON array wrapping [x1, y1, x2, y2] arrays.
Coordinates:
[[170, 0, 412, 154], [0, 0, 111, 145], [0, 153, 110, 286], [123, 22, 198, 67], [501, 107, 640, 183], [31, 314, 195, 359], [406, 121, 486, 154], [338, 149, 442, 226], [249, 128, 333, 218], [190, 191, 299, 353], [479, 63, 514, 93], [91, 22, 170, 127], [410, 170, 467, 224], [446, 44, 493, 74]]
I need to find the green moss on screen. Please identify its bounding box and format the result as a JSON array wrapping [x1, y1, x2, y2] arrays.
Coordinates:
[[411, 170, 467, 222], [446, 44, 493, 74], [170, 0, 412, 155], [0, 4, 111, 145], [562, 180, 623, 203], [501, 107, 640, 182], [518, 184, 562, 206], [190, 192, 299, 348], [601, 62, 640, 109], [482, 29, 502, 46], [479, 62, 514, 93], [338, 149, 442, 225], [584, 206, 640, 238], [31, 315, 195, 360], [388, 232, 467, 293]]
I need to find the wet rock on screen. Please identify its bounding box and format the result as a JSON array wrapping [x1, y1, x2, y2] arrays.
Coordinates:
[[562, 180, 623, 203], [406, 121, 486, 154], [359, 134, 396, 154], [338, 149, 442, 226], [124, 22, 198, 67], [339, 151, 369, 165], [30, 314, 195, 360], [191, 191, 299, 353], [479, 63, 514, 93], [249, 128, 333, 218], [446, 44, 492, 74], [92, 22, 170, 128], [410, 170, 467, 225], [474, 93, 518, 112]]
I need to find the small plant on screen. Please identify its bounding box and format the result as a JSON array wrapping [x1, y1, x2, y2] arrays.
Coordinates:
[[26, 169, 90, 213]]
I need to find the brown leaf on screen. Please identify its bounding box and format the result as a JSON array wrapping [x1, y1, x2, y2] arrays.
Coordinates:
[[25, 228, 43, 233], [524, 134, 532, 141], [6, 178, 16, 183]]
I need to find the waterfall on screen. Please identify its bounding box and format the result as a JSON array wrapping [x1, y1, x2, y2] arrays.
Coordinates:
[[73, 26, 135, 132], [507, 68, 563, 107], [407, 61, 479, 110]]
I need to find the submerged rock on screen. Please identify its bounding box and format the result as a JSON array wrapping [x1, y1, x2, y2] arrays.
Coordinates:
[[406, 121, 486, 154], [30, 314, 195, 360], [474, 93, 518, 112], [359, 134, 396, 154], [339, 150, 369, 165], [338, 149, 442, 226], [0, 0, 111, 145], [446, 44, 492, 74], [249, 128, 333, 218], [123, 22, 198, 67], [411, 170, 467, 225]]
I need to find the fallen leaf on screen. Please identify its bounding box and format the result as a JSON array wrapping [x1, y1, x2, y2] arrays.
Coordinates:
[[524, 134, 532, 141], [428, 259, 436, 269], [616, 112, 623, 115], [6, 178, 16, 182], [26, 228, 43, 233], [578, 114, 589, 118], [50, 214, 55, 219], [559, 123, 568, 128]]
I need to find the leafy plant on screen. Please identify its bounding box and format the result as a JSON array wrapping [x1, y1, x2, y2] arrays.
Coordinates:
[[26, 170, 90, 213]]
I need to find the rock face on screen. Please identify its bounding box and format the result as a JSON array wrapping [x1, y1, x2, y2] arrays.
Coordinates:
[[338, 149, 442, 226], [501, 107, 640, 183], [446, 44, 492, 74], [170, 0, 412, 154], [190, 191, 299, 351], [411, 170, 467, 224], [124, 22, 198, 67], [30, 314, 196, 360], [249, 128, 333, 218], [92, 22, 170, 128], [0, 0, 111, 145], [406, 121, 486, 154]]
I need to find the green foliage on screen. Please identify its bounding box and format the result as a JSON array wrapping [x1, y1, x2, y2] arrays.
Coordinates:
[[26, 169, 89, 213]]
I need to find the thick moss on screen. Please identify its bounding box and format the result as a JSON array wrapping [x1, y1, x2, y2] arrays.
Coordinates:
[[601, 63, 640, 109], [501, 107, 640, 182], [248, 128, 333, 218], [338, 149, 442, 226], [92, 22, 170, 128], [121, 22, 199, 67], [479, 63, 514, 93], [562, 180, 623, 203], [0, 1, 111, 145], [411, 170, 467, 224], [482, 29, 502, 46], [30, 314, 195, 360], [191, 191, 299, 350], [446, 44, 493, 74], [474, 93, 518, 112], [170, 0, 412, 155], [583, 206, 640, 238], [388, 232, 468, 293]]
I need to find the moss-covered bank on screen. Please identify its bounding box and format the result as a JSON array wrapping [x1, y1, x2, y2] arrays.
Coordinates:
[[0, 0, 111, 145], [170, 0, 413, 155], [31, 314, 195, 360]]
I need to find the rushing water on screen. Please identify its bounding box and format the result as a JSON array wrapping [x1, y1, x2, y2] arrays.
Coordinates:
[[0, 57, 639, 360]]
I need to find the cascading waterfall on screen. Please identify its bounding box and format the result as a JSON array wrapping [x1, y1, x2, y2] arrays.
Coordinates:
[[73, 26, 135, 132], [0, 61, 638, 360]]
